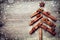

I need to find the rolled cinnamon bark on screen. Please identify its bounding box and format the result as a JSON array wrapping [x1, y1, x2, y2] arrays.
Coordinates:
[[42, 12, 57, 22], [29, 22, 42, 34], [29, 14, 43, 26], [41, 18, 56, 28], [29, 22, 56, 36], [39, 28, 42, 40], [41, 25, 56, 36], [31, 8, 44, 18]]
